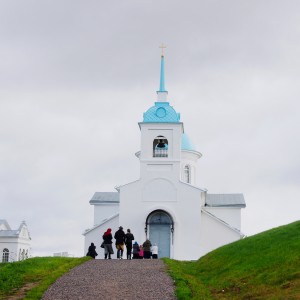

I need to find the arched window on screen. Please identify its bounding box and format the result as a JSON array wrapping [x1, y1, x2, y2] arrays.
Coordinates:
[[153, 136, 168, 157], [2, 248, 9, 263], [184, 165, 191, 183]]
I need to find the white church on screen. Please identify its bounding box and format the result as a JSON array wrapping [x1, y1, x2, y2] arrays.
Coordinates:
[[0, 220, 31, 263], [83, 51, 246, 260]]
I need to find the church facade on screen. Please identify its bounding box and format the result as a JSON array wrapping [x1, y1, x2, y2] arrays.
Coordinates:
[[0, 220, 31, 263], [83, 53, 246, 260]]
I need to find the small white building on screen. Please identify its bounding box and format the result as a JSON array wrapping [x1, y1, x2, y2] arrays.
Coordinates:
[[53, 252, 72, 257], [0, 220, 31, 262], [83, 53, 246, 260]]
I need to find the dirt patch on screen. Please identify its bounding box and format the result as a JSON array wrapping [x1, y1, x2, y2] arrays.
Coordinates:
[[5, 282, 39, 300]]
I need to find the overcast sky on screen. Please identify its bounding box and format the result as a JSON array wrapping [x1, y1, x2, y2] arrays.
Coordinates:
[[1, 0, 299, 257]]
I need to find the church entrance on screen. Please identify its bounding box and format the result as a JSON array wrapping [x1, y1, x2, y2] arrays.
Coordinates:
[[146, 210, 173, 258]]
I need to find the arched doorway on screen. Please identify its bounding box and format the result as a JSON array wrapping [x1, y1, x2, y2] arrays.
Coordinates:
[[146, 210, 173, 258]]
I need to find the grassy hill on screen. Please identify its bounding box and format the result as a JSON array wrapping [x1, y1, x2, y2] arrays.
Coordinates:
[[164, 221, 300, 299], [0, 256, 90, 300]]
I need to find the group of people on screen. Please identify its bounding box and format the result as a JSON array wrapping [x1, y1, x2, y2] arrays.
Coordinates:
[[132, 241, 158, 259], [87, 226, 158, 260]]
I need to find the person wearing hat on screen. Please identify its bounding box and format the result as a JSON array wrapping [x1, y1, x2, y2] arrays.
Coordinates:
[[114, 226, 125, 259]]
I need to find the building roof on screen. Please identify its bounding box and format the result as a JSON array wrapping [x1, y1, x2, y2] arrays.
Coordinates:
[[0, 230, 19, 237], [181, 133, 196, 151], [89, 192, 120, 204], [143, 101, 180, 123], [205, 194, 246, 208], [0, 220, 31, 239]]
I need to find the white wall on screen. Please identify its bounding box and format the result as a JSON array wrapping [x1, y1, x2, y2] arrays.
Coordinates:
[[84, 215, 119, 259], [0, 224, 31, 262], [204, 207, 242, 230], [180, 150, 201, 185], [119, 178, 204, 260], [199, 211, 242, 257], [0, 237, 31, 262], [93, 203, 119, 225]]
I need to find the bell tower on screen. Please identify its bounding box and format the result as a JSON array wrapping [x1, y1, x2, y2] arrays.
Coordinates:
[[137, 47, 184, 183]]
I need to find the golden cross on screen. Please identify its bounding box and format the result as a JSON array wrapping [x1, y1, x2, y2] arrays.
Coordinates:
[[159, 43, 166, 56]]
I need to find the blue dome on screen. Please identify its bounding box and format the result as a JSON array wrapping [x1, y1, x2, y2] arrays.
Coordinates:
[[143, 102, 180, 123], [181, 133, 196, 151]]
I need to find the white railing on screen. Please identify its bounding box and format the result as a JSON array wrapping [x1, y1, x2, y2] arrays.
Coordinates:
[[153, 149, 168, 157]]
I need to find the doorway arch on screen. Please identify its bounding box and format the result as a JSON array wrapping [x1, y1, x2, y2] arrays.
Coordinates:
[[145, 210, 174, 258]]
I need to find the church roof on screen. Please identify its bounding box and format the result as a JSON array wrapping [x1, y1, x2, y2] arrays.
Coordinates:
[[0, 230, 19, 237], [143, 102, 180, 123], [205, 194, 246, 208], [0, 221, 30, 238], [89, 192, 119, 204], [181, 133, 196, 151]]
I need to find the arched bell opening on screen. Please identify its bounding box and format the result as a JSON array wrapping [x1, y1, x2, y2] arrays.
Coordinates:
[[145, 210, 174, 258], [153, 136, 168, 157]]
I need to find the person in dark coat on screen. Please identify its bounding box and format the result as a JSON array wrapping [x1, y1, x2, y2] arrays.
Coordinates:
[[114, 226, 126, 259], [124, 229, 135, 260], [87, 242, 98, 259], [132, 241, 140, 259], [143, 239, 152, 259], [103, 228, 114, 259]]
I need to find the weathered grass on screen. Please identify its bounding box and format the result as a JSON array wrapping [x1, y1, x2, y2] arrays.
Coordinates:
[[164, 221, 300, 299], [0, 256, 91, 300]]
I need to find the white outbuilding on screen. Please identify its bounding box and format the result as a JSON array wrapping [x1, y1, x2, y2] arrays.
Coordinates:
[[0, 220, 31, 262], [83, 52, 246, 260]]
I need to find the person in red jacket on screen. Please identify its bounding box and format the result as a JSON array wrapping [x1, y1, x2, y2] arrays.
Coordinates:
[[102, 228, 114, 259]]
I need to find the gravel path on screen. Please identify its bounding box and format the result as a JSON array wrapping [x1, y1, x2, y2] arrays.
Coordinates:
[[42, 259, 176, 300]]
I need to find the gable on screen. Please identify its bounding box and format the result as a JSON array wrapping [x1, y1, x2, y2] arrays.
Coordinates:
[[0, 219, 11, 230], [142, 178, 177, 202]]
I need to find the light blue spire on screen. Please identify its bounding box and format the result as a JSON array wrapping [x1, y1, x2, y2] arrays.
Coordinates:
[[157, 44, 168, 101], [159, 55, 166, 92], [143, 46, 180, 123]]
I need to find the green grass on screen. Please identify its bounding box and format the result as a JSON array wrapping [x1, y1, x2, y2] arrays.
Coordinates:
[[0, 256, 91, 300], [164, 220, 300, 299]]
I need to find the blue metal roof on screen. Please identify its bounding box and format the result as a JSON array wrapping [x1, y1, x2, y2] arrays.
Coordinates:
[[89, 192, 119, 204], [143, 102, 180, 123], [205, 194, 246, 208], [181, 133, 196, 151]]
